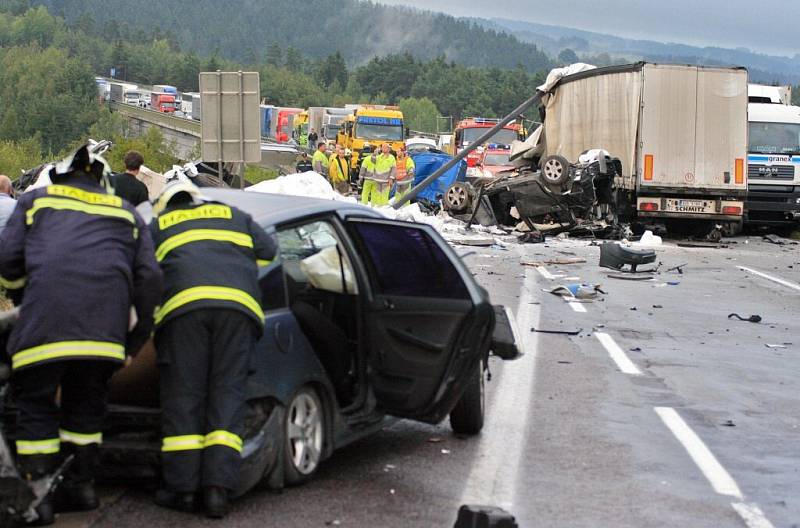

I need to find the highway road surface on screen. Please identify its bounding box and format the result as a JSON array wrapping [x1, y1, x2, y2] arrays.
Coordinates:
[[59, 235, 799, 528]]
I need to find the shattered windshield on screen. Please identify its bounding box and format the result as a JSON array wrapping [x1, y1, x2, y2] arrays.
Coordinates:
[[484, 153, 511, 166], [462, 128, 518, 147], [749, 122, 800, 155], [355, 123, 404, 141]]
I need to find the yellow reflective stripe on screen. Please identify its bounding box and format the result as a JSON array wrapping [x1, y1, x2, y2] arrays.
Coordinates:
[[257, 259, 272, 267], [0, 275, 26, 290], [158, 205, 233, 230], [162, 435, 205, 452], [154, 286, 264, 325], [16, 438, 60, 455], [12, 341, 125, 370], [59, 429, 102, 446], [47, 185, 122, 207], [26, 198, 135, 226], [204, 430, 242, 453], [155, 229, 253, 262]]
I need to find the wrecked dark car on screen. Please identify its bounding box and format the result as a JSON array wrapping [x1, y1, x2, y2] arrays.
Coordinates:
[[443, 148, 624, 233], [2, 189, 521, 498]]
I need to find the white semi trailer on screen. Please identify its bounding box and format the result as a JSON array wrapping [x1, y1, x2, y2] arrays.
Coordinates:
[[540, 62, 748, 233]]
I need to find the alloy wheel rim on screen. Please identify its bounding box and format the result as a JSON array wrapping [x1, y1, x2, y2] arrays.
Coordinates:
[[287, 392, 323, 475]]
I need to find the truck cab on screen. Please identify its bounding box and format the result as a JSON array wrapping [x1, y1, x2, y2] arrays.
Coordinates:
[[745, 84, 800, 226], [150, 92, 176, 113], [337, 106, 406, 178], [452, 118, 523, 168]]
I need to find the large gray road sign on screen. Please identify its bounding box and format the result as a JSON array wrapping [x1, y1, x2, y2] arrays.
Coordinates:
[[199, 71, 261, 164]]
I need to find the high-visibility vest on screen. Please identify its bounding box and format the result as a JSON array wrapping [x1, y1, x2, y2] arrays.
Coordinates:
[[396, 156, 415, 185]]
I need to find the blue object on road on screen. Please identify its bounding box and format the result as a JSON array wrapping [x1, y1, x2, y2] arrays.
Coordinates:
[[408, 151, 467, 206]]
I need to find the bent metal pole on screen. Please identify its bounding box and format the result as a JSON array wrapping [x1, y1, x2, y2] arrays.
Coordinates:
[[392, 90, 545, 209]]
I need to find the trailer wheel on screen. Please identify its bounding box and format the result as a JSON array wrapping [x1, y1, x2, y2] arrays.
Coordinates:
[[540, 155, 570, 186]]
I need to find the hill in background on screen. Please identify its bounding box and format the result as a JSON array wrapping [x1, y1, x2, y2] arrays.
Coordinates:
[[478, 17, 800, 84], [30, 0, 553, 72]]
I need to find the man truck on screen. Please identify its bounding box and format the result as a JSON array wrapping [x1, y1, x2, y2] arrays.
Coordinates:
[[745, 84, 800, 226], [537, 62, 748, 236]]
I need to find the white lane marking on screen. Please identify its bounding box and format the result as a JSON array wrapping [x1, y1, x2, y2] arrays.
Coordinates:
[[536, 266, 556, 280], [568, 301, 587, 313], [731, 502, 775, 528], [654, 407, 743, 499], [738, 266, 800, 292], [595, 332, 642, 375], [459, 268, 540, 510]]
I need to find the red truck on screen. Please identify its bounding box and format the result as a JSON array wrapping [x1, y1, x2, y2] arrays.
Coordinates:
[[150, 92, 176, 113]]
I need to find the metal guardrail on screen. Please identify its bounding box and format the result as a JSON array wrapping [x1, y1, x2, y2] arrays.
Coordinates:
[[108, 102, 201, 137]]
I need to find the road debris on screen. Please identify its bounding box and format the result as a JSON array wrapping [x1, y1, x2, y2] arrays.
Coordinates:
[[665, 263, 688, 274], [765, 344, 788, 349], [728, 313, 763, 323], [721, 420, 736, 427], [521, 257, 586, 266], [531, 328, 583, 336], [546, 283, 605, 300], [455, 505, 519, 528], [606, 273, 655, 281], [600, 243, 657, 272]]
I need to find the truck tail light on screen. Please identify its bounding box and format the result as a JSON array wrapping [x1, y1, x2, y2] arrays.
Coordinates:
[[639, 202, 659, 212], [722, 206, 742, 215], [735, 158, 744, 184], [644, 154, 654, 181]]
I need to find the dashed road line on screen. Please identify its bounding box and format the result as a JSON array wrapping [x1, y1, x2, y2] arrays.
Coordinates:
[[568, 301, 587, 313], [654, 407, 743, 499], [738, 266, 800, 292], [595, 332, 642, 375], [731, 502, 776, 528]]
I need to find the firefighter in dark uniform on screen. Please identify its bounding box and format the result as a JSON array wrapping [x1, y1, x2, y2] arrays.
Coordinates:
[[0, 144, 163, 525], [149, 181, 276, 518]]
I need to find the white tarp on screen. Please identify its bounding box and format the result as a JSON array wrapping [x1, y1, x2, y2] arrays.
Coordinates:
[[537, 63, 597, 93], [544, 68, 642, 189], [245, 172, 355, 202]]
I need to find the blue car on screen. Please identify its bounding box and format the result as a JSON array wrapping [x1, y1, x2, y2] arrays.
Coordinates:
[[64, 188, 523, 496], [408, 151, 468, 207]]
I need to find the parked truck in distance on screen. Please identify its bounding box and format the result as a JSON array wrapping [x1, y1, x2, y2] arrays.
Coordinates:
[[150, 92, 176, 113], [153, 84, 180, 105], [745, 84, 800, 226], [538, 62, 748, 235], [109, 82, 142, 106]]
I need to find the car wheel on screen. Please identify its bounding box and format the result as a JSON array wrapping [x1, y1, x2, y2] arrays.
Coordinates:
[[449, 361, 485, 435], [445, 183, 471, 213], [283, 386, 325, 485], [540, 155, 570, 186]]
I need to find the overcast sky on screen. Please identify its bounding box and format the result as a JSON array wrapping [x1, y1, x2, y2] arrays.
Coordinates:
[[377, 0, 800, 56]]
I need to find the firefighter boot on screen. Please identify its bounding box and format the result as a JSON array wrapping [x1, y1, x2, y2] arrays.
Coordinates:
[[17, 454, 57, 526], [54, 444, 99, 512], [203, 486, 229, 519]]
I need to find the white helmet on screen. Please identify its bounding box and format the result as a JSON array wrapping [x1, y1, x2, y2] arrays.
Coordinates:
[[152, 180, 207, 216]]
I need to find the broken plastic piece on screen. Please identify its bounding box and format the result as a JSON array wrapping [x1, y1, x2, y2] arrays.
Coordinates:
[[531, 327, 582, 336], [547, 283, 604, 300], [599, 243, 657, 272], [454, 505, 519, 528]]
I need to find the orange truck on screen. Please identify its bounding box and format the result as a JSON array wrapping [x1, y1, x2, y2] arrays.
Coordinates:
[[150, 92, 176, 113], [451, 118, 524, 167]]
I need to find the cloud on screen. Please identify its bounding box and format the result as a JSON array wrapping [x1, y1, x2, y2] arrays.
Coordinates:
[[376, 0, 800, 55]]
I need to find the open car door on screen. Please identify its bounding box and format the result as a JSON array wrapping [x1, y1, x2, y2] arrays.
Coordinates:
[[346, 217, 494, 424]]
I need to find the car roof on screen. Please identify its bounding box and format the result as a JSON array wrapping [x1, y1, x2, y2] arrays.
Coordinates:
[[139, 188, 383, 227]]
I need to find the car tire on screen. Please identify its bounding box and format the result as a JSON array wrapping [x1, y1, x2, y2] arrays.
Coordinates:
[[283, 386, 325, 486], [449, 361, 485, 435], [444, 182, 472, 213], [540, 155, 571, 186]]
